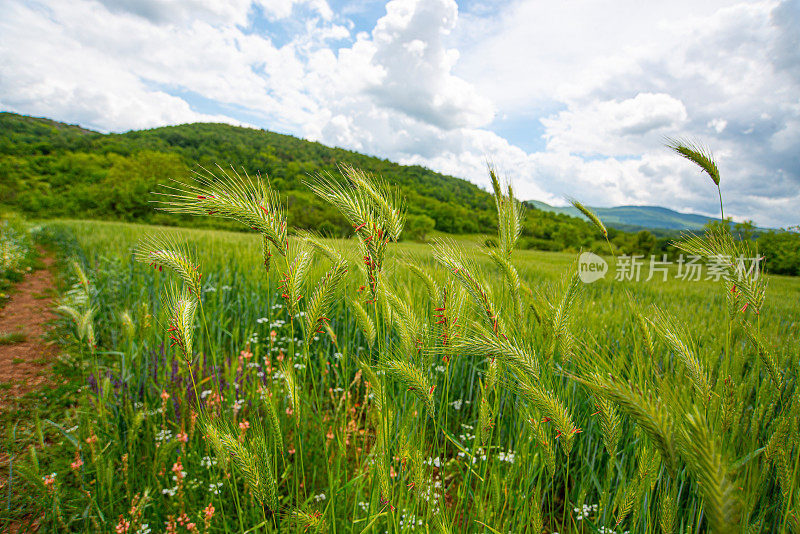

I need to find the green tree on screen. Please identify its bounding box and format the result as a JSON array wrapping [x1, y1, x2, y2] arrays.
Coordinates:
[[758, 229, 800, 276], [633, 230, 657, 256], [402, 214, 436, 242]]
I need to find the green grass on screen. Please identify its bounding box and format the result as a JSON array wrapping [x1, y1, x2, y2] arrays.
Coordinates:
[[3, 200, 799, 533]]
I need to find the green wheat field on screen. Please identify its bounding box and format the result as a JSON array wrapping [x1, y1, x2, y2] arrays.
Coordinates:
[[2, 158, 800, 534]]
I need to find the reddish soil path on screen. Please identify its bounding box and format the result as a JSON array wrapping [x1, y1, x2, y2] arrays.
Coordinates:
[[0, 255, 58, 411]]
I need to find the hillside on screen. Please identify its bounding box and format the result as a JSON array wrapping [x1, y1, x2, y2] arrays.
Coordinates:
[[527, 200, 716, 231], [1, 112, 501, 235]]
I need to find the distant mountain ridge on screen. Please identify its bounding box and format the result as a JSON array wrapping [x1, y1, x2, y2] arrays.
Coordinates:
[[526, 200, 720, 231]]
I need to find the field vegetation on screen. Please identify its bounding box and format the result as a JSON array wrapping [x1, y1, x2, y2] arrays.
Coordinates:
[[1, 143, 799, 533]]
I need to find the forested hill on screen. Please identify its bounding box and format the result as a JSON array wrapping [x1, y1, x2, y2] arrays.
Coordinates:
[[0, 112, 500, 235]]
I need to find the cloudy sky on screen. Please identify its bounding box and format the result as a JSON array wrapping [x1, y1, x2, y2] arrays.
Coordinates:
[[1, 0, 798, 227]]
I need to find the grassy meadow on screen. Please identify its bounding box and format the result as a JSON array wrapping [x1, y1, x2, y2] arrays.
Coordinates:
[[3, 163, 800, 533]]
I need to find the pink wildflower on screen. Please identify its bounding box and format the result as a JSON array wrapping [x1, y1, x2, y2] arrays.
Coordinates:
[[70, 452, 83, 471], [115, 516, 130, 533]]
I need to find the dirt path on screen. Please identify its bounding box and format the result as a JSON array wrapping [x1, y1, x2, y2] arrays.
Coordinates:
[[0, 255, 58, 411]]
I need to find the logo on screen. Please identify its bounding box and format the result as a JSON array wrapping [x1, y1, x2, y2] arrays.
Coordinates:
[[578, 252, 608, 283]]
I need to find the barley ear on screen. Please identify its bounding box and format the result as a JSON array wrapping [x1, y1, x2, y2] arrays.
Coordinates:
[[135, 234, 203, 297], [524, 412, 556, 478], [659, 486, 677, 534], [529, 485, 544, 533], [432, 239, 503, 335], [250, 434, 280, 510], [765, 417, 793, 503], [584, 374, 678, 475], [382, 286, 425, 359], [647, 307, 711, 399], [350, 299, 376, 348], [665, 138, 720, 186], [569, 198, 607, 238], [516, 375, 575, 455], [304, 258, 348, 338], [203, 421, 278, 510], [339, 164, 406, 241], [161, 282, 198, 363], [405, 261, 441, 304], [614, 477, 640, 527], [549, 268, 581, 359], [678, 407, 741, 531], [298, 230, 345, 262], [486, 248, 523, 327], [263, 393, 285, 460], [384, 358, 435, 418], [449, 330, 539, 380], [742, 322, 783, 390], [632, 310, 655, 360], [375, 423, 392, 504], [677, 228, 767, 312], [287, 508, 325, 532], [155, 165, 287, 259], [280, 243, 313, 316], [282, 362, 301, 426], [595, 396, 621, 460], [358, 359, 385, 414], [488, 165, 524, 257]]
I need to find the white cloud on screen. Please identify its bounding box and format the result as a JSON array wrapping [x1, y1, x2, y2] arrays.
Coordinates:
[[541, 93, 688, 156], [0, 0, 798, 227], [94, 0, 332, 25], [450, 0, 800, 226]]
